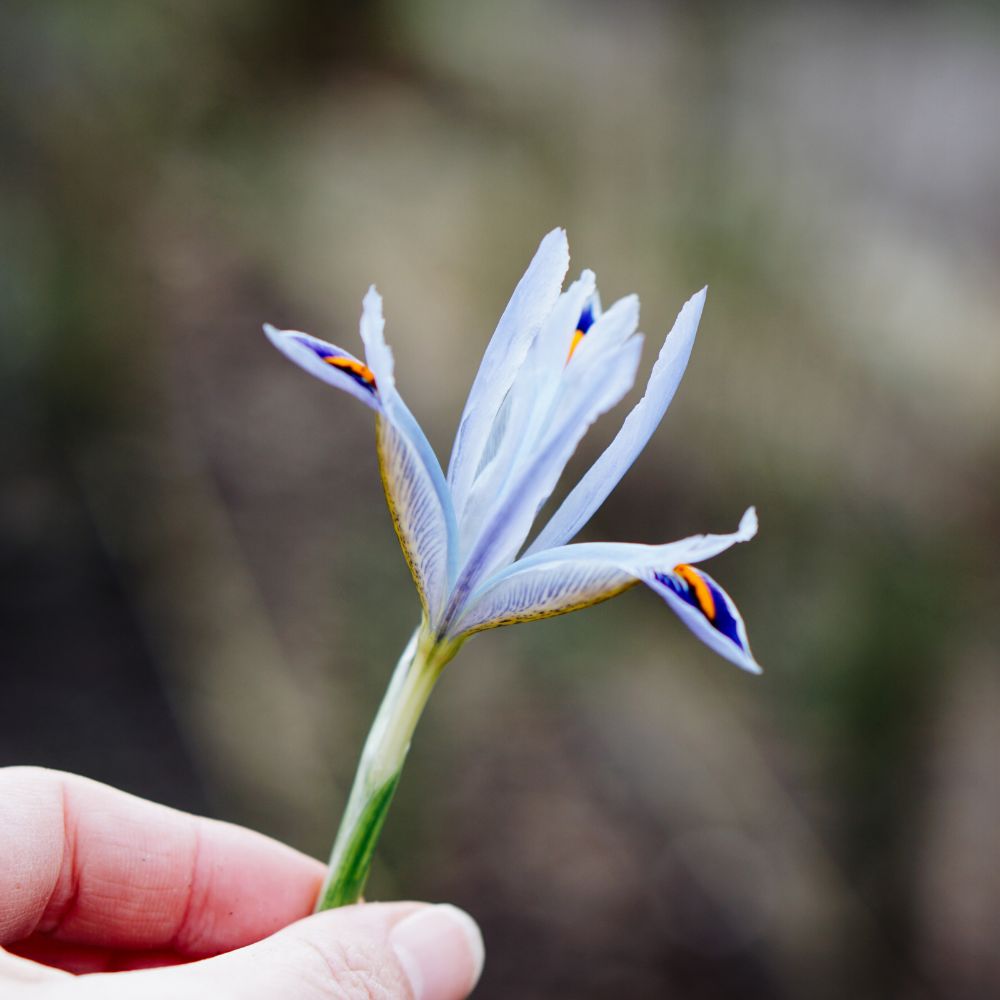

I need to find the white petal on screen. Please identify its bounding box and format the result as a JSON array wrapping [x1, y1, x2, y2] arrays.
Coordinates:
[[447, 229, 570, 515], [526, 287, 705, 554]]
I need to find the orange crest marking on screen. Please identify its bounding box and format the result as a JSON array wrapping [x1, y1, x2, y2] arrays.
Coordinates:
[[326, 355, 377, 387], [566, 328, 587, 363], [674, 564, 716, 621]]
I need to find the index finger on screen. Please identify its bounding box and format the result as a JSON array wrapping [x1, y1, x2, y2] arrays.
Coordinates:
[[0, 767, 326, 956]]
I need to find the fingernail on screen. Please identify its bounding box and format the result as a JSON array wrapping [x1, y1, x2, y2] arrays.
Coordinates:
[[390, 904, 485, 1000]]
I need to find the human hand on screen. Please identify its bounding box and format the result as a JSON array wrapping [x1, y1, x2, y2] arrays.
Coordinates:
[[0, 767, 483, 998]]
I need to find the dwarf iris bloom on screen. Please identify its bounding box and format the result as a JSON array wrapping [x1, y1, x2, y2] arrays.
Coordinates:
[[265, 229, 759, 909]]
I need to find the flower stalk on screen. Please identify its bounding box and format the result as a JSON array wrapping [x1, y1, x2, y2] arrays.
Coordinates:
[[315, 622, 462, 911]]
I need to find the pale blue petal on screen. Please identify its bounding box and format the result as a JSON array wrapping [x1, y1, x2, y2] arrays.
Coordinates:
[[358, 285, 396, 395], [453, 558, 635, 634], [470, 292, 642, 551], [455, 271, 596, 555], [438, 336, 643, 635], [376, 414, 454, 622], [513, 270, 599, 446], [525, 287, 706, 555], [447, 229, 570, 515], [457, 507, 760, 673], [380, 389, 461, 618], [475, 507, 757, 593], [263, 325, 381, 411], [475, 334, 643, 579], [265, 296, 458, 622], [357, 285, 460, 614]]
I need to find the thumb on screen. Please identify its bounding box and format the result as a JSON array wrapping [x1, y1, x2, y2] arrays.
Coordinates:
[[66, 902, 484, 1000]]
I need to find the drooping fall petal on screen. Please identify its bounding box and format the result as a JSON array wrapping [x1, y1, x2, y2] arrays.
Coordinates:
[[457, 508, 759, 672]]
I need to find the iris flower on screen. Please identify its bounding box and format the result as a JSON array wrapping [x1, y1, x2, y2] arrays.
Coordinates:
[[265, 229, 759, 910]]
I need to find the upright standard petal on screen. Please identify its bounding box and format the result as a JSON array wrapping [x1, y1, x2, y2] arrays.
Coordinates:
[[358, 286, 396, 395], [456, 508, 760, 673], [454, 271, 597, 557], [447, 229, 570, 515], [438, 335, 644, 635], [526, 287, 705, 554]]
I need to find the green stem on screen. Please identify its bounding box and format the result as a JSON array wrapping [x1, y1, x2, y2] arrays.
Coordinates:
[[315, 621, 460, 911]]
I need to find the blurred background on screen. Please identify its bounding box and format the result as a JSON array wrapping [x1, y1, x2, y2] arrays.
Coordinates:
[[2, 0, 998, 996]]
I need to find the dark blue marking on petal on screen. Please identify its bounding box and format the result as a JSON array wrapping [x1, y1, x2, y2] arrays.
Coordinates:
[[655, 570, 746, 651], [577, 302, 596, 335], [704, 578, 743, 649]]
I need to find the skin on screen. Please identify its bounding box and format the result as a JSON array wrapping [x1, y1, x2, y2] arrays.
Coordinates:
[[0, 767, 482, 999]]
